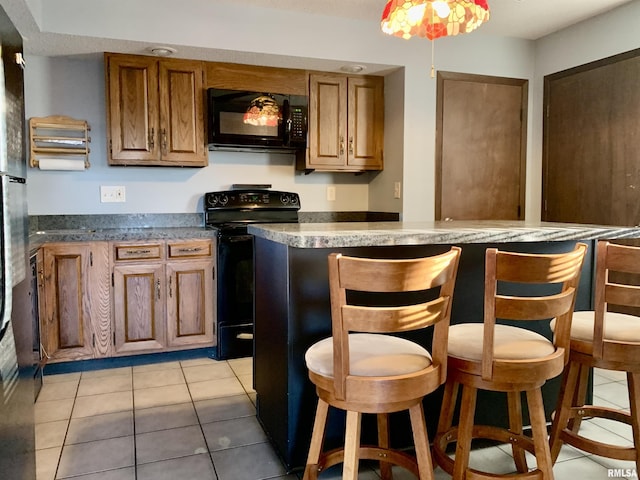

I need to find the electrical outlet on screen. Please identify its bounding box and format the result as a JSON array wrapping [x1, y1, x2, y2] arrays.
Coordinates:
[[100, 185, 126, 203], [327, 186, 336, 202], [394, 182, 401, 199]]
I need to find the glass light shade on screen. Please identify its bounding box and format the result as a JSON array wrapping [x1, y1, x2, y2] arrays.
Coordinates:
[[381, 0, 490, 40], [243, 95, 282, 127]]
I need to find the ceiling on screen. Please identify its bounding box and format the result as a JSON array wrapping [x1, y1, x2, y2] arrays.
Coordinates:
[[0, 0, 635, 66], [228, 0, 634, 40]]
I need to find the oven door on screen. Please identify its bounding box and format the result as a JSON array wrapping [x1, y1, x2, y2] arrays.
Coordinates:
[[216, 231, 254, 360]]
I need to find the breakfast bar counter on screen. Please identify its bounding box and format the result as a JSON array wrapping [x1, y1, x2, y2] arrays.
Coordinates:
[[248, 221, 640, 472]]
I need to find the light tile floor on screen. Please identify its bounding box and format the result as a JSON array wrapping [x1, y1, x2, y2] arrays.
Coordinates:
[[35, 358, 637, 480]]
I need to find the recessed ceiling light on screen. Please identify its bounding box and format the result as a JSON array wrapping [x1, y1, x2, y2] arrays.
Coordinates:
[[340, 64, 365, 73], [149, 46, 177, 57]]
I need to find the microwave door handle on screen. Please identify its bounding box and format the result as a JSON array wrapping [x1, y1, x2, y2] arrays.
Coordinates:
[[283, 118, 292, 145]]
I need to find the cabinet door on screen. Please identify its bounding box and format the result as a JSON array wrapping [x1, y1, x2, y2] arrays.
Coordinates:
[[113, 263, 166, 354], [106, 54, 160, 164], [40, 243, 110, 362], [347, 76, 384, 170], [158, 59, 207, 166], [308, 74, 348, 168], [166, 260, 214, 347]]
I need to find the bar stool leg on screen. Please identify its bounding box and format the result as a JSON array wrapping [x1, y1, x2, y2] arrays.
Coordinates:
[[507, 391, 528, 473], [303, 399, 329, 480], [377, 413, 393, 480], [343, 410, 362, 480], [453, 384, 477, 480], [436, 380, 459, 436], [409, 401, 435, 480], [527, 388, 554, 480], [549, 361, 580, 462], [568, 364, 590, 432], [628, 372, 640, 473]]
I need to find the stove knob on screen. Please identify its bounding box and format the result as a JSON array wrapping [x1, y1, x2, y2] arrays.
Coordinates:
[[207, 195, 217, 207], [290, 194, 299, 206], [219, 194, 229, 206], [280, 194, 290, 204]]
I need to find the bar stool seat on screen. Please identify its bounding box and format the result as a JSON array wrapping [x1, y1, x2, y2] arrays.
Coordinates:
[[433, 243, 587, 480], [549, 241, 640, 473], [448, 323, 556, 363], [306, 333, 432, 377], [303, 248, 461, 480]]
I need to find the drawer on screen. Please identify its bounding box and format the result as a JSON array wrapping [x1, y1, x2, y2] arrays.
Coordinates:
[[114, 243, 163, 261], [168, 239, 213, 259]]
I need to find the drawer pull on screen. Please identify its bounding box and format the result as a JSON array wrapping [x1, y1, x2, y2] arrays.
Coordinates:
[[126, 249, 151, 255], [177, 247, 202, 253]]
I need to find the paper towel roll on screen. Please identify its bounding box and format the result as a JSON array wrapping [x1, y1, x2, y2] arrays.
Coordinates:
[[37, 158, 86, 171]]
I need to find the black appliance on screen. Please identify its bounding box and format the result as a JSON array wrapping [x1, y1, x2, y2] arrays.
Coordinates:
[[204, 186, 300, 360], [207, 88, 307, 153], [0, 5, 35, 478]]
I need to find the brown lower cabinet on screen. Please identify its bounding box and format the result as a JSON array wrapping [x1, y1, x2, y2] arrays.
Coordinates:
[[39, 242, 111, 363], [112, 239, 215, 356], [38, 238, 215, 363]]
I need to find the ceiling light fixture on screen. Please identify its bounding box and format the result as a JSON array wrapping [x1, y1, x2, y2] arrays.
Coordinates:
[[149, 46, 177, 57], [381, 0, 490, 77], [340, 64, 366, 73]]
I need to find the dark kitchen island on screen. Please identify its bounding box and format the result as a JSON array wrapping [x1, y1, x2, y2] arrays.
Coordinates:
[[249, 220, 640, 472]]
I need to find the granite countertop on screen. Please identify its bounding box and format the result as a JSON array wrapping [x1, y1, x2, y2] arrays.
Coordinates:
[[248, 220, 640, 248], [29, 226, 215, 252], [27, 211, 401, 251]]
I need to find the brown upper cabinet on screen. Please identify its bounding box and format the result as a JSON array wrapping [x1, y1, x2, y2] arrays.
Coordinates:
[[303, 73, 384, 172], [105, 53, 207, 167]]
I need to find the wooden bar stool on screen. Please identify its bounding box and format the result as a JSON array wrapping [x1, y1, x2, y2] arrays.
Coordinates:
[[303, 248, 461, 480], [549, 241, 640, 472], [433, 243, 587, 480]]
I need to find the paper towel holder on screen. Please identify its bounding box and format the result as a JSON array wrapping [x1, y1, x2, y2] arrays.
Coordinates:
[[29, 115, 91, 169]]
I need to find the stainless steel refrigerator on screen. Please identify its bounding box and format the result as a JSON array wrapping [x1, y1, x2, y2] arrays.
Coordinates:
[[0, 4, 35, 479]]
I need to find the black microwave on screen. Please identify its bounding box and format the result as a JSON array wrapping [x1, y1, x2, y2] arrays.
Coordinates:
[[207, 88, 308, 152]]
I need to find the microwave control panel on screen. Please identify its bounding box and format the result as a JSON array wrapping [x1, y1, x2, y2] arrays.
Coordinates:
[[289, 106, 307, 142]]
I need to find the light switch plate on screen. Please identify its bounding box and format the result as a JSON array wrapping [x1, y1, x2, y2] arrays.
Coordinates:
[[100, 185, 126, 203]]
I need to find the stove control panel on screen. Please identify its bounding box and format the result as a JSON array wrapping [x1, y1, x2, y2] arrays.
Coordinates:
[[205, 190, 300, 210]]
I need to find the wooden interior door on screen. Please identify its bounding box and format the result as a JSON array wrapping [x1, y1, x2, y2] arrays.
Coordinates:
[[543, 49, 640, 226], [436, 72, 528, 220]]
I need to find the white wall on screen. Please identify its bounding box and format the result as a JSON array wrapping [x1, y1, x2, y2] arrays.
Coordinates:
[[24, 56, 372, 214], [23, 0, 542, 218], [22, 0, 540, 218]]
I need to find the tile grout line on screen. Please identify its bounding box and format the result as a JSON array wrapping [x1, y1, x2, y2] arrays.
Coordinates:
[[181, 358, 221, 480], [54, 374, 79, 480]]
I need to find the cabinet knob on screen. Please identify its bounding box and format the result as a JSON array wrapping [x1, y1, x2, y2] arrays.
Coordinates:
[[348, 136, 354, 155], [148, 127, 155, 150], [339, 136, 345, 156]]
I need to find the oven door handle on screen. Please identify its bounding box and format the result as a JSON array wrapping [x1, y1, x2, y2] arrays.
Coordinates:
[[222, 235, 254, 243]]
